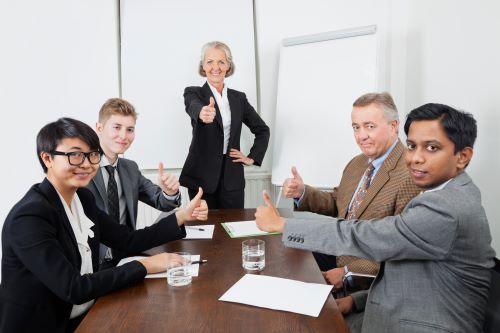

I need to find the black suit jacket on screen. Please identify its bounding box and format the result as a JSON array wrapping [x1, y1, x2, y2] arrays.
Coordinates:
[[0, 178, 186, 332], [180, 83, 270, 193]]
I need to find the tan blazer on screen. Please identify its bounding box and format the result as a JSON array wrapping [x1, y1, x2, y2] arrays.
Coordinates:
[[297, 139, 420, 274]]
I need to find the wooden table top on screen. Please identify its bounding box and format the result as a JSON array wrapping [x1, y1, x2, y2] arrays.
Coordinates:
[[76, 209, 349, 333]]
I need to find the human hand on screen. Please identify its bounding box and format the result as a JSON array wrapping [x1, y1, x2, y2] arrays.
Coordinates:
[[322, 267, 346, 288], [137, 252, 185, 274], [158, 162, 180, 196], [229, 148, 254, 166], [282, 166, 305, 199], [199, 97, 216, 123], [191, 199, 208, 221], [335, 296, 354, 315], [255, 190, 285, 233], [175, 187, 206, 225]]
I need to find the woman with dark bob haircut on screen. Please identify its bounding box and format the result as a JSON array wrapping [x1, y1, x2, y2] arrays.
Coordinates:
[[0, 118, 207, 332]]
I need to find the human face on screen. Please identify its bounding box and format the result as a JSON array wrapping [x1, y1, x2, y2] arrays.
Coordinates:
[[202, 47, 229, 90], [42, 137, 99, 195], [405, 119, 472, 189], [351, 104, 398, 159], [96, 114, 136, 159]]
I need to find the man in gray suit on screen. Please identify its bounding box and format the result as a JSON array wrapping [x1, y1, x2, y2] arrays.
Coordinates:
[[256, 103, 495, 332], [87, 98, 208, 267]]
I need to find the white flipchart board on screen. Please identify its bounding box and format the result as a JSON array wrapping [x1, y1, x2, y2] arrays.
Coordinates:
[[271, 26, 379, 188]]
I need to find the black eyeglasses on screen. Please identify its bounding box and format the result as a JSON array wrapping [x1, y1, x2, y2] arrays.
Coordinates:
[[52, 150, 102, 166]]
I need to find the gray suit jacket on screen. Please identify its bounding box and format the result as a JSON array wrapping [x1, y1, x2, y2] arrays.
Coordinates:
[[283, 172, 495, 333], [86, 157, 180, 230]]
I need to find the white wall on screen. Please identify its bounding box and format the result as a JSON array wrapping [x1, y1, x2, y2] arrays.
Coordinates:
[[391, 0, 500, 254], [0, 0, 119, 269], [254, 0, 500, 254]]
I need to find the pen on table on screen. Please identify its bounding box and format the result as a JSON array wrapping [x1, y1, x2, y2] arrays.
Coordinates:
[[191, 259, 208, 265], [186, 226, 205, 231]]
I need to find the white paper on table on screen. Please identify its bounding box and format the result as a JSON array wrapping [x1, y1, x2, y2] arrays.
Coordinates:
[[117, 255, 201, 278], [184, 225, 215, 239], [221, 220, 279, 238], [219, 274, 333, 317]]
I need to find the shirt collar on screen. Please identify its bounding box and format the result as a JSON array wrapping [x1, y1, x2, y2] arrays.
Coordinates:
[[207, 81, 227, 98], [370, 139, 398, 169], [100, 156, 118, 168], [424, 178, 453, 193]]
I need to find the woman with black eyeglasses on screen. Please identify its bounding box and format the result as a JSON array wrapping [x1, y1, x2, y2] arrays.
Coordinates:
[[0, 117, 207, 332]]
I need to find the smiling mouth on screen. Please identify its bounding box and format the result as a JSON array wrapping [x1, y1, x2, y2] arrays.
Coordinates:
[[410, 169, 427, 178]]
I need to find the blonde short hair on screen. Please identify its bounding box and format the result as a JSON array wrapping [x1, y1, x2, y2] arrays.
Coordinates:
[[98, 98, 138, 123]]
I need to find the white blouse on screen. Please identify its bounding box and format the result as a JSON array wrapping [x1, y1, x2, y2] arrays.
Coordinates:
[[208, 82, 232, 154], [56, 191, 95, 319]]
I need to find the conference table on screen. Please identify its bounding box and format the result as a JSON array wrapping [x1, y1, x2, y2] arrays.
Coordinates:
[[76, 209, 349, 333]]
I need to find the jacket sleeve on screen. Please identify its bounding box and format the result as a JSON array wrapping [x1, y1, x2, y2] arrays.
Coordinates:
[[184, 86, 205, 122], [135, 162, 181, 211], [297, 185, 340, 217], [98, 207, 186, 254], [282, 191, 459, 262], [8, 202, 147, 305], [240, 93, 270, 166]]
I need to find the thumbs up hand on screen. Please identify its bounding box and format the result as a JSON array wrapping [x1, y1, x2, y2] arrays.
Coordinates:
[[199, 97, 216, 123], [175, 187, 208, 225], [255, 190, 285, 233], [158, 162, 180, 196], [282, 166, 305, 199]]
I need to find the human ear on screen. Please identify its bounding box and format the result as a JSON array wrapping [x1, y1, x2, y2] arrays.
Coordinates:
[[95, 122, 104, 133], [456, 147, 473, 169], [40, 152, 53, 169]]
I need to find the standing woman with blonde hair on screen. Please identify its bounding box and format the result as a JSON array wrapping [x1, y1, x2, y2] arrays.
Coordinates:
[[180, 41, 270, 208]]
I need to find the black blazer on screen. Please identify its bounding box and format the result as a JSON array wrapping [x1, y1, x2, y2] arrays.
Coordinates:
[[180, 83, 270, 193], [0, 178, 186, 332]]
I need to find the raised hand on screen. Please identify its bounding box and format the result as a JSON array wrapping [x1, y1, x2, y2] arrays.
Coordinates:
[[282, 166, 305, 199], [158, 162, 180, 196], [229, 148, 254, 166], [255, 190, 285, 233], [199, 97, 216, 123], [175, 187, 208, 225]]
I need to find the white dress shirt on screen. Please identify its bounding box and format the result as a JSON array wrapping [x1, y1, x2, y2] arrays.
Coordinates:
[[56, 191, 95, 319], [208, 82, 231, 154]]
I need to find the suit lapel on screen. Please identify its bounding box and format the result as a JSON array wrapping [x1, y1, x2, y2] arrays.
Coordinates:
[[353, 140, 405, 218], [227, 89, 241, 147], [117, 159, 135, 225], [39, 178, 79, 251], [91, 168, 107, 209], [202, 82, 223, 130]]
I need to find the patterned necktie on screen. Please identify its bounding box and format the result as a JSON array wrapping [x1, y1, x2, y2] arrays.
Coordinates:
[[346, 163, 375, 219], [337, 163, 376, 271], [105, 165, 120, 224]]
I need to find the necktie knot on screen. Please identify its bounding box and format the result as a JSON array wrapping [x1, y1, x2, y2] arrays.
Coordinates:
[[105, 165, 115, 176], [364, 163, 375, 183]]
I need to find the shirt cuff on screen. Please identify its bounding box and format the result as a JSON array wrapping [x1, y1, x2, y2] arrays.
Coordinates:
[[293, 188, 306, 207], [163, 191, 181, 201]]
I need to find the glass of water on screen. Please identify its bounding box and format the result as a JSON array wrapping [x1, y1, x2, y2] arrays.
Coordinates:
[[242, 239, 265, 271], [167, 252, 192, 287]]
